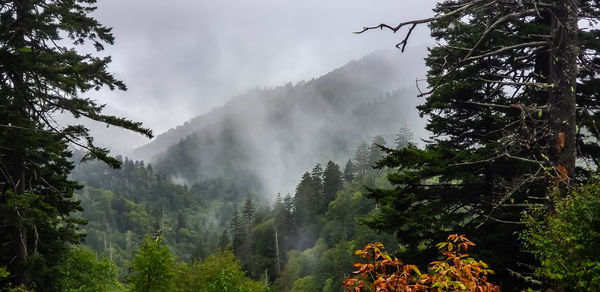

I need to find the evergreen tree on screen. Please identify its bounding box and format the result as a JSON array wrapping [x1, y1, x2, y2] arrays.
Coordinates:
[[242, 198, 256, 233], [273, 193, 294, 239], [279, 193, 296, 251], [240, 198, 256, 272], [310, 163, 324, 191], [293, 172, 318, 228], [293, 172, 320, 249], [229, 211, 242, 257], [343, 159, 355, 183], [394, 127, 413, 149], [367, 135, 386, 169], [358, 0, 600, 287], [0, 0, 151, 287], [218, 230, 230, 251], [353, 142, 370, 176], [322, 161, 343, 208]]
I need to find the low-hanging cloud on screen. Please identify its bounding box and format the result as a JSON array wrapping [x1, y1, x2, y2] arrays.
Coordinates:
[[81, 0, 438, 152]]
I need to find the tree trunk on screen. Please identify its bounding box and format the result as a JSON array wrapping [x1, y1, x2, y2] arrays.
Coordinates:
[[549, 0, 578, 196], [10, 0, 31, 286]]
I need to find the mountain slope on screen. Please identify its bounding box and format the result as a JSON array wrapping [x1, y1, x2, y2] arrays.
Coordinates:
[[132, 50, 426, 195]]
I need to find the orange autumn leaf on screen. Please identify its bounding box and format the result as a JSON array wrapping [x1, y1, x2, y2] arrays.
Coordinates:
[[342, 235, 500, 292]]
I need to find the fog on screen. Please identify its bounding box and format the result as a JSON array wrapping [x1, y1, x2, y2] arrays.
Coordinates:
[[81, 0, 438, 153], [129, 50, 427, 197]]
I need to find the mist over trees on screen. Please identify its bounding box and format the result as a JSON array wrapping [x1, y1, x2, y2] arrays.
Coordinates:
[[132, 52, 424, 197], [4, 0, 600, 291]]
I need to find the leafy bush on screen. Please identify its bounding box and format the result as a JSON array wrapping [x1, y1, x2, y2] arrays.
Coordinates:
[[174, 250, 267, 292], [55, 246, 121, 292], [521, 182, 600, 289], [343, 235, 499, 291], [128, 236, 175, 292]]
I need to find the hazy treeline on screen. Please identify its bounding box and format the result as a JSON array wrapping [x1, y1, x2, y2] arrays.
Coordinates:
[[58, 132, 411, 291]]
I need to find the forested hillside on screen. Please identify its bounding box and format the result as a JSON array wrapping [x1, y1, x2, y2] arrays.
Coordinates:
[[5, 0, 600, 291], [131, 51, 424, 195], [67, 134, 406, 291]]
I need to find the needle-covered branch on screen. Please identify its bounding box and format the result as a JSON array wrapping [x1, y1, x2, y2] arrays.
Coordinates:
[[362, 0, 596, 287]]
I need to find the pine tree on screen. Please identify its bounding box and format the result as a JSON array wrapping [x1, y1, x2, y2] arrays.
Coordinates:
[[0, 0, 151, 287], [367, 135, 386, 170], [218, 230, 230, 251], [293, 172, 312, 227], [293, 172, 321, 249], [322, 161, 343, 208], [394, 127, 413, 149], [242, 198, 256, 233], [310, 163, 324, 190], [240, 198, 256, 272], [358, 0, 600, 287], [353, 142, 370, 176], [230, 211, 242, 257], [343, 159, 355, 183], [280, 193, 296, 250]]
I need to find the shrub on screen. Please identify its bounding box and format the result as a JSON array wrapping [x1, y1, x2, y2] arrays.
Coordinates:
[[343, 234, 499, 291], [521, 182, 600, 289]]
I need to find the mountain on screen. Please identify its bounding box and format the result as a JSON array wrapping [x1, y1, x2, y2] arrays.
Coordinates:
[[131, 49, 426, 195]]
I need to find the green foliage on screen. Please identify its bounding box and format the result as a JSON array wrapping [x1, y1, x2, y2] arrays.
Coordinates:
[[522, 182, 600, 289], [54, 246, 122, 292], [0, 0, 151, 287], [71, 157, 239, 273], [273, 250, 300, 292], [0, 267, 8, 279], [361, 2, 600, 289], [173, 250, 266, 292], [323, 161, 344, 210], [128, 237, 175, 292], [290, 276, 319, 292], [72, 141, 404, 292], [273, 170, 398, 291], [0, 126, 86, 288]]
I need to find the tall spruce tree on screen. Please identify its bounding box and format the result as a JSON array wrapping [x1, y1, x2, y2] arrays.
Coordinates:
[[343, 159, 355, 182], [394, 127, 413, 149], [367, 135, 386, 169], [322, 161, 343, 208], [230, 211, 242, 257], [358, 0, 600, 288], [0, 0, 151, 287], [353, 142, 370, 176]]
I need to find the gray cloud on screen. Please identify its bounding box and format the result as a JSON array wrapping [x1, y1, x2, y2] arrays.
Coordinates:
[[77, 0, 436, 152], [82, 0, 438, 152]]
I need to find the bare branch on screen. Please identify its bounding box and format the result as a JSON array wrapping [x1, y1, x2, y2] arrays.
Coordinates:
[[396, 23, 417, 52], [354, 0, 486, 49], [449, 152, 541, 168], [463, 41, 548, 62], [475, 77, 552, 87]]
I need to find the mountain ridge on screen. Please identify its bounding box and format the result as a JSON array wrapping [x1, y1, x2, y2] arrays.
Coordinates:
[[130, 49, 427, 195]]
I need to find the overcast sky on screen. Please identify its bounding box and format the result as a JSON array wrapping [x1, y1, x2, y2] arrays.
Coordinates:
[[83, 0, 438, 152]]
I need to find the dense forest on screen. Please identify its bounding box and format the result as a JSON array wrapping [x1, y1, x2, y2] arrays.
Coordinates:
[[3, 0, 600, 291], [65, 134, 407, 291]]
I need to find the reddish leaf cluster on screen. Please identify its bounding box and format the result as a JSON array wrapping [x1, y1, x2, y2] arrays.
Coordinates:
[[343, 235, 500, 292]]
